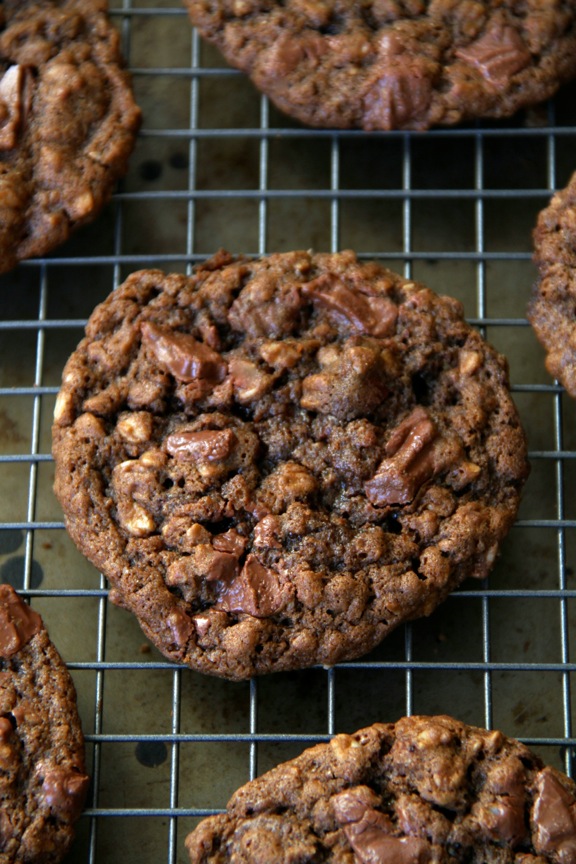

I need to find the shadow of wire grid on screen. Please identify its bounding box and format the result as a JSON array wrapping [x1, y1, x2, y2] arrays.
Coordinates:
[[0, 0, 576, 861]]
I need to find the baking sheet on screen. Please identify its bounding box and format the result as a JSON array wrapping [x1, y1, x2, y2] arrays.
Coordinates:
[[1, 2, 576, 861]]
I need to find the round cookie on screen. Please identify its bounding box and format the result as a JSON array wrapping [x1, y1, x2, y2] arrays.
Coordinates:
[[0, 584, 89, 863], [52, 250, 529, 680], [529, 169, 576, 397], [183, 1, 576, 131], [0, 0, 141, 273], [185, 714, 576, 863]]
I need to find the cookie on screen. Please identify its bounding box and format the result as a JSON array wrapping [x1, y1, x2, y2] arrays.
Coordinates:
[[529, 169, 576, 396], [0, 584, 89, 863], [52, 250, 528, 680], [0, 0, 141, 273], [185, 714, 576, 863], [183, 1, 576, 131]]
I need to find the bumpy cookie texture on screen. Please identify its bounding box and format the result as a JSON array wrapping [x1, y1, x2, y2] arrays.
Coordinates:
[[529, 170, 576, 397], [185, 715, 576, 864], [52, 250, 528, 680], [183, 1, 576, 131], [0, 0, 141, 273], [0, 584, 89, 863]]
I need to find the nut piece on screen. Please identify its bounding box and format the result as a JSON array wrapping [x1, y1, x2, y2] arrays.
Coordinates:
[[228, 356, 274, 404], [259, 339, 304, 370], [141, 320, 226, 384], [458, 350, 482, 376], [111, 460, 156, 537], [301, 342, 389, 420], [259, 461, 317, 513], [53, 391, 75, 426], [117, 412, 153, 443], [0, 65, 33, 150]]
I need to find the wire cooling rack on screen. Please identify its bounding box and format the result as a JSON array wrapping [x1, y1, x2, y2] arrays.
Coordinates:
[[1, 3, 576, 862]]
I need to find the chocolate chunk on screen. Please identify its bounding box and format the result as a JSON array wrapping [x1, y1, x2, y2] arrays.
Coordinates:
[[456, 21, 531, 86], [212, 529, 247, 556], [532, 768, 576, 862], [38, 765, 90, 823], [363, 61, 434, 131], [365, 407, 438, 506], [303, 273, 398, 337], [0, 584, 42, 658], [141, 321, 227, 384], [166, 429, 237, 462], [344, 810, 432, 864], [217, 554, 288, 618]]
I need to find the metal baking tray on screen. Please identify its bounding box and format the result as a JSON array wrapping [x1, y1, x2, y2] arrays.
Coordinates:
[[1, 2, 576, 861]]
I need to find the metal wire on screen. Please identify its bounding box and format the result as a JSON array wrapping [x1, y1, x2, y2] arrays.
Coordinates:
[[1, 2, 576, 861]]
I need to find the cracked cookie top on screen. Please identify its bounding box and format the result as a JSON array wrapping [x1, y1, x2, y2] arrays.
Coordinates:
[[529, 169, 576, 397], [183, 1, 576, 130], [52, 250, 528, 679], [0, 584, 89, 864], [185, 715, 576, 863], [0, 0, 141, 273]]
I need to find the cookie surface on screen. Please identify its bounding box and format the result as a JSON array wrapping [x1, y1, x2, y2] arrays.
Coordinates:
[[0, 0, 141, 273], [529, 169, 576, 396], [0, 584, 89, 863], [183, 1, 576, 131], [52, 250, 528, 680], [185, 714, 576, 863]]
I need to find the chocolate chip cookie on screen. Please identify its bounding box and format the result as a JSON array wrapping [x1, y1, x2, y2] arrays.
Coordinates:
[[0, 584, 89, 863], [529, 169, 576, 397], [52, 250, 528, 680], [0, 0, 141, 273], [185, 714, 576, 863], [183, 1, 576, 131]]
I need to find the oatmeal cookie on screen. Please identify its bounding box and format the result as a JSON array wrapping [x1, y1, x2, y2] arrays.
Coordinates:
[[0, 0, 141, 272], [183, 0, 576, 131], [185, 715, 576, 863], [52, 250, 528, 680], [529, 169, 576, 396], [0, 584, 89, 863]]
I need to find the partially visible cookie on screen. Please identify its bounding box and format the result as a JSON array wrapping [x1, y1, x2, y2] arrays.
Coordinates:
[[0, 0, 141, 273], [0, 584, 89, 863], [185, 714, 576, 863], [529, 169, 576, 396], [183, 1, 576, 131], [52, 250, 528, 680]]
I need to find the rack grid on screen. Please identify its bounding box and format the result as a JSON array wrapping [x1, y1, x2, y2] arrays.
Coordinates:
[[1, 3, 576, 862]]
